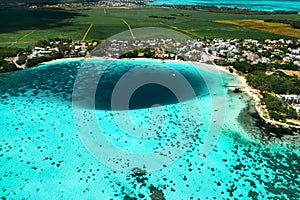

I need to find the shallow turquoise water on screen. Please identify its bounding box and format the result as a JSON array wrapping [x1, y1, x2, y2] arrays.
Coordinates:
[[0, 59, 299, 199], [149, 0, 300, 12]]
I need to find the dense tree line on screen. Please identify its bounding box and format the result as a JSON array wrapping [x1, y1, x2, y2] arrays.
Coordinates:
[[16, 54, 27, 65], [247, 71, 300, 94], [119, 48, 184, 60], [0, 47, 23, 73], [246, 70, 300, 120], [0, 47, 22, 58], [26, 56, 53, 68], [262, 93, 299, 120], [0, 59, 18, 73], [231, 62, 299, 73], [120, 49, 146, 59], [149, 15, 176, 19], [120, 48, 156, 59]]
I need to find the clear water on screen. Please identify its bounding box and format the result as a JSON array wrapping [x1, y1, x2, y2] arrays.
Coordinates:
[[148, 0, 300, 12], [0, 59, 299, 199]]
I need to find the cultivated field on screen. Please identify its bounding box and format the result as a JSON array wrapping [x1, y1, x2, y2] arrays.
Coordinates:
[[0, 7, 299, 48], [215, 20, 300, 38]]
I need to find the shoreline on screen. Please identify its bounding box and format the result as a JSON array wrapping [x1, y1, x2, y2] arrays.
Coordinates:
[[146, 4, 300, 13], [117, 58, 300, 129], [22, 56, 300, 130], [3, 4, 298, 14], [212, 64, 300, 129], [40, 57, 85, 65], [77, 4, 298, 13]]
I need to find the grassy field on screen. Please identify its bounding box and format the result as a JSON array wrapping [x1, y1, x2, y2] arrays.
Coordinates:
[[215, 20, 300, 38], [0, 7, 299, 48]]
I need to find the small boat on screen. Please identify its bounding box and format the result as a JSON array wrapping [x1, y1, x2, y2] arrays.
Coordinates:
[[213, 119, 216, 123], [198, 122, 204, 125], [172, 73, 176, 77], [213, 92, 217, 95]]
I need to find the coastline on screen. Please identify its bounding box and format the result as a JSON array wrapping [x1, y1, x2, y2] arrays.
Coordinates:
[[197, 62, 300, 146], [121, 58, 300, 129], [28, 56, 300, 130], [185, 61, 300, 129], [217, 65, 300, 129], [147, 2, 300, 13], [2, 57, 300, 200], [39, 57, 85, 65]]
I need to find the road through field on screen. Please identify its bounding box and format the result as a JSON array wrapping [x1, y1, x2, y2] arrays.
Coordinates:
[[82, 24, 94, 40], [159, 22, 200, 38], [121, 19, 135, 40], [18, 30, 36, 41], [4, 30, 37, 46]]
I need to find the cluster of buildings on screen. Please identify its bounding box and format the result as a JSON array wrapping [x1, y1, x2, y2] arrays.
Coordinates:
[[276, 94, 300, 112], [95, 38, 300, 67], [2, 0, 147, 8], [95, 39, 210, 62], [26, 38, 300, 69], [206, 38, 300, 66], [97, 0, 146, 7], [38, 0, 146, 8], [29, 40, 97, 58]]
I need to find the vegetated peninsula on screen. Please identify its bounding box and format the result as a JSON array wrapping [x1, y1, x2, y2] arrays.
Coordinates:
[[0, 4, 299, 130]]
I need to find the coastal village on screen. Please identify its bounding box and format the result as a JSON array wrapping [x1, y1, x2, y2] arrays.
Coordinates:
[[2, 37, 300, 123], [3, 0, 148, 8], [98, 38, 300, 119], [1, 2, 300, 199], [30, 38, 300, 63], [32, 40, 96, 58], [7, 38, 300, 68], [97, 38, 300, 65]]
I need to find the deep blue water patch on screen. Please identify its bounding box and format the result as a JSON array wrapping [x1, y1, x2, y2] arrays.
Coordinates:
[[94, 61, 209, 110]]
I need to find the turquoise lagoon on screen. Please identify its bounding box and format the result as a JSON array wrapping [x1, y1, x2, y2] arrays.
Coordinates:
[[148, 0, 300, 12], [0, 59, 299, 199]]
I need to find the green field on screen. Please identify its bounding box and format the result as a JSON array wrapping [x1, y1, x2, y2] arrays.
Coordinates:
[[0, 7, 299, 47]]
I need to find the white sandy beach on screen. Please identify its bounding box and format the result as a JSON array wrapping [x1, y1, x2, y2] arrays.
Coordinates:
[[39, 56, 299, 128], [41, 57, 85, 64]]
